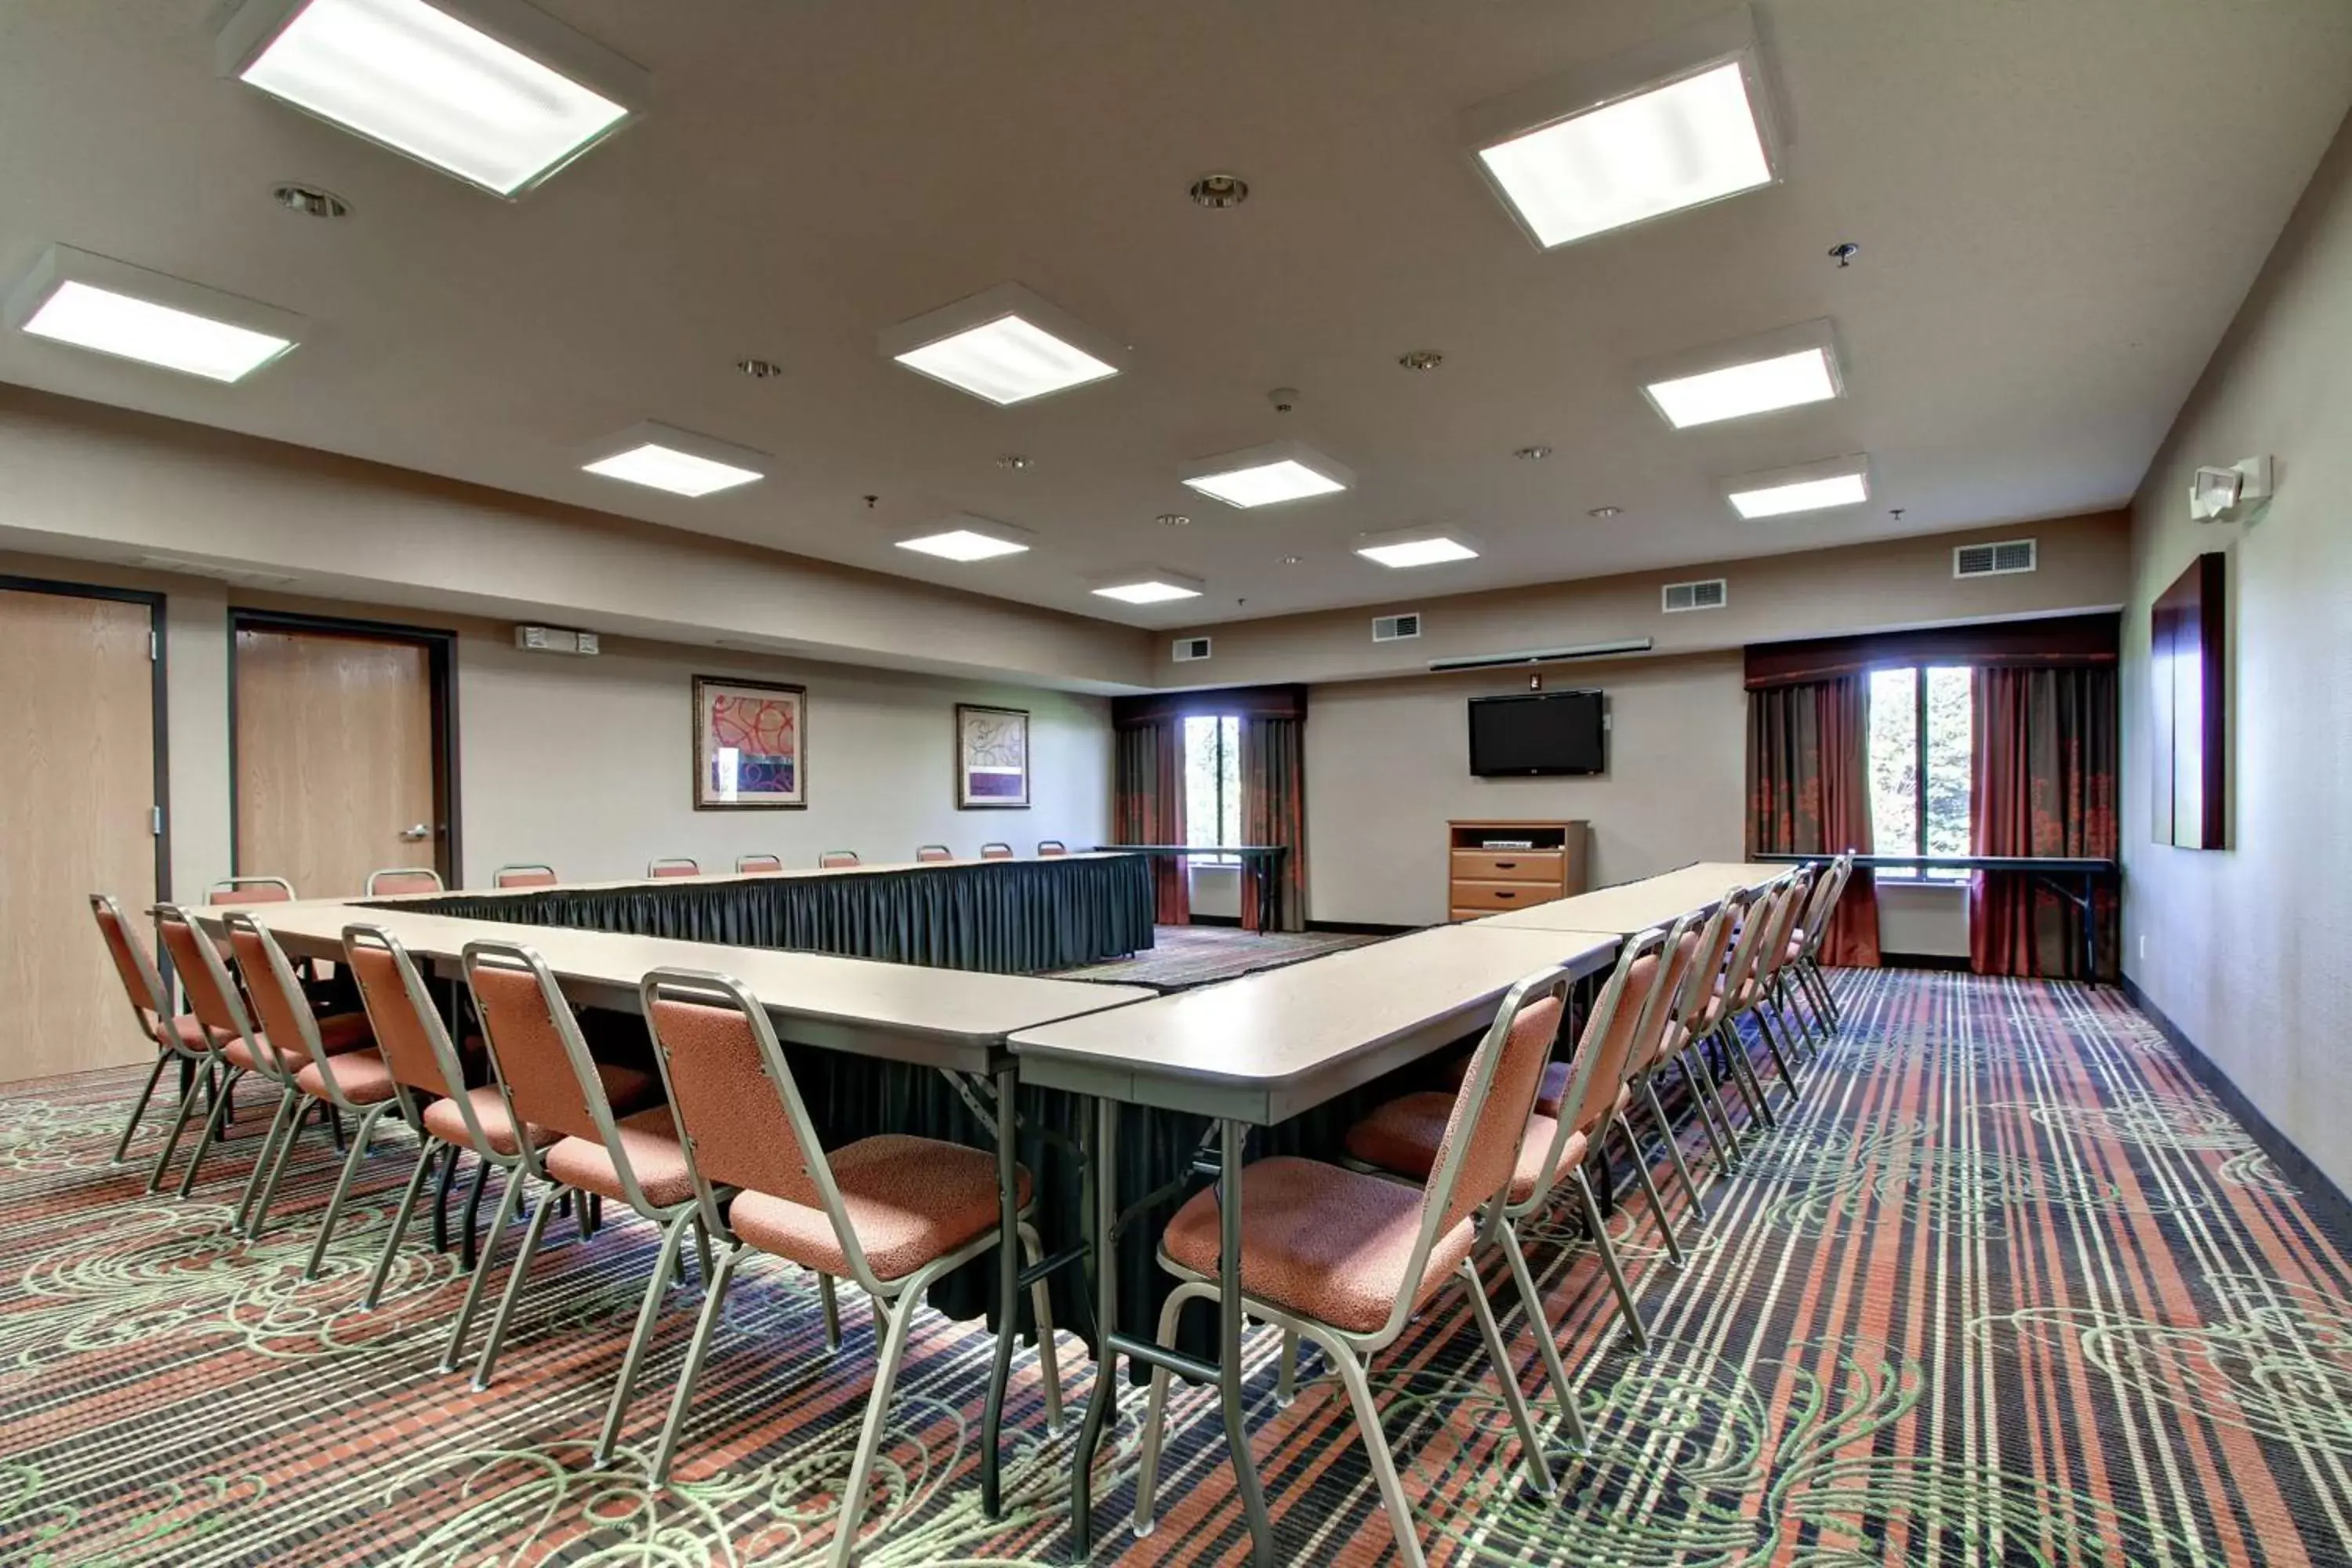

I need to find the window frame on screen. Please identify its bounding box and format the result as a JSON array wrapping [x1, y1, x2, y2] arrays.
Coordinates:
[[1182, 713, 1242, 866], [1870, 663, 1972, 881]]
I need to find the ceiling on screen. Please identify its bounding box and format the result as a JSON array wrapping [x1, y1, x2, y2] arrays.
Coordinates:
[[2, 0, 2347, 629]]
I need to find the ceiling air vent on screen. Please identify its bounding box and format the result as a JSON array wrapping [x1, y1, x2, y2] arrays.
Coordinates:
[[1954, 539, 2037, 579], [1171, 636, 1212, 662], [1373, 612, 1423, 643], [1662, 578, 1728, 613]]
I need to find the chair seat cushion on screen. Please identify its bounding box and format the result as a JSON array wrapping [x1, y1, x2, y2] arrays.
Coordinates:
[[160, 1014, 222, 1052], [728, 1135, 1031, 1283], [545, 1106, 693, 1210], [424, 1084, 543, 1156], [224, 1011, 372, 1075], [1345, 1094, 1589, 1207], [1160, 1156, 1473, 1336], [296, 1049, 400, 1105]]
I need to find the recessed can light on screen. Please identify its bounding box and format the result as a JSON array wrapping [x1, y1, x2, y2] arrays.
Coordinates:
[[1588, 505, 1623, 519], [1190, 172, 1250, 208], [736, 357, 784, 379], [271, 183, 350, 218], [1515, 445, 1552, 461], [996, 453, 1033, 470], [1279, 554, 1304, 565], [1398, 350, 1444, 372], [1156, 513, 1191, 527]]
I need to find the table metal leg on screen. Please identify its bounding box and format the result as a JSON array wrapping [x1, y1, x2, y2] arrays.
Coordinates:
[[982, 1062, 1018, 1518], [1218, 1119, 1276, 1566], [1069, 1097, 1120, 1561]]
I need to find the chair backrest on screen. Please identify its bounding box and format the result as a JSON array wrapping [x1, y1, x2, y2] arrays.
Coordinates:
[[343, 924, 471, 1115], [648, 858, 700, 879], [366, 867, 445, 897], [223, 913, 336, 1094], [1629, 912, 1704, 1075], [495, 863, 559, 889], [1755, 866, 1814, 985], [819, 850, 860, 868], [1671, 892, 1744, 1043], [207, 877, 296, 907], [154, 905, 251, 1049], [735, 854, 784, 874], [463, 942, 663, 1208], [1795, 852, 1853, 960], [639, 967, 896, 1289], [1514, 929, 1668, 1215], [914, 845, 953, 863], [90, 894, 170, 1045], [1037, 840, 1068, 857], [979, 843, 1014, 860], [1376, 966, 1567, 1343], [1719, 877, 1791, 1007]]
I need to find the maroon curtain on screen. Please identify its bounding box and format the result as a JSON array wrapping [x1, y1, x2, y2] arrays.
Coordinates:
[[1114, 720, 1189, 925], [1747, 676, 1880, 967], [1238, 716, 1306, 932], [1970, 666, 2118, 978]]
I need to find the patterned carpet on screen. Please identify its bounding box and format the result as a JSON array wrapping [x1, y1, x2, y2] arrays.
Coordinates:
[[1049, 924, 1386, 990], [2, 969, 2348, 1565]]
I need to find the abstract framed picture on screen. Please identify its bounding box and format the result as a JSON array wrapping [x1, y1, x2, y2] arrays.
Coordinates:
[[694, 677, 806, 810], [956, 703, 1030, 810]]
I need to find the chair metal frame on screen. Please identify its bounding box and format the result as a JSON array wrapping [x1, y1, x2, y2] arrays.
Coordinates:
[[145, 905, 263, 1201], [365, 867, 445, 897], [1712, 874, 1811, 1115], [222, 913, 394, 1268], [1131, 967, 1570, 1568], [819, 850, 860, 868], [734, 853, 784, 873], [633, 967, 1064, 1555], [914, 844, 953, 863], [1784, 851, 1853, 1033], [1603, 913, 1715, 1234], [90, 894, 201, 1163], [1635, 892, 1751, 1180], [1036, 840, 1067, 857], [205, 876, 297, 906], [493, 864, 559, 889], [646, 858, 701, 879], [978, 842, 1014, 860]]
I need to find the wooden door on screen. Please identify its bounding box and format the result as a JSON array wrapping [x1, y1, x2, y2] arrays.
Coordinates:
[[0, 586, 159, 1080], [236, 627, 437, 899]]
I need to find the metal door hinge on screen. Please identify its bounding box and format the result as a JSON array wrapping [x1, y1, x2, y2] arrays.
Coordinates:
[[151, 806, 164, 837], [149, 630, 159, 661]]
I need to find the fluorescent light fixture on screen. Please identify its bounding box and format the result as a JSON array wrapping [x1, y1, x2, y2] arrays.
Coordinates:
[[1461, 8, 1779, 249], [217, 0, 647, 198], [1639, 318, 1842, 428], [1091, 570, 1205, 605], [1723, 455, 1871, 519], [2, 245, 303, 382], [1354, 527, 1483, 568], [879, 282, 1123, 405], [580, 422, 767, 498], [896, 517, 1034, 562], [1180, 441, 1355, 509]]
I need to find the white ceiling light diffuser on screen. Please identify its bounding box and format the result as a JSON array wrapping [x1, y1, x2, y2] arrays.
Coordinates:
[[895, 517, 1035, 563], [1180, 441, 1355, 509], [216, 0, 648, 198], [2, 245, 303, 383], [1353, 527, 1483, 568], [1091, 571, 1205, 605], [1724, 456, 1871, 519], [1461, 7, 1780, 249], [880, 283, 1123, 405], [580, 423, 767, 497], [1639, 318, 1844, 429]]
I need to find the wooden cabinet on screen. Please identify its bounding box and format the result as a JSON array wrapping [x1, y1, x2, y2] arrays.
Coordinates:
[[1446, 819, 1587, 922]]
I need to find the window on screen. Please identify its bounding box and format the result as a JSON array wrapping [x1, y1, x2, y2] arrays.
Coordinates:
[[1867, 666, 1972, 879], [1182, 715, 1241, 863]]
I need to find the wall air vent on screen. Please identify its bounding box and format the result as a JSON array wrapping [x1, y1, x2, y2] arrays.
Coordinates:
[[1661, 578, 1728, 612], [1954, 539, 2037, 579], [515, 625, 600, 655], [1373, 612, 1423, 643], [1171, 635, 1213, 662]]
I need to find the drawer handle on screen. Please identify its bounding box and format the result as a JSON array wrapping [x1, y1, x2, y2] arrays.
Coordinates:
[[1494, 860, 1516, 869], [1495, 890, 1515, 899]]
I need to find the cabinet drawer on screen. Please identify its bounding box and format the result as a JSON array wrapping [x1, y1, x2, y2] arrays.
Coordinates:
[[1450, 877, 1552, 910], [1450, 850, 1562, 884]]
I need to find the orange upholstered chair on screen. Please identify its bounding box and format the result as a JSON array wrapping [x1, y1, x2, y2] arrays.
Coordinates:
[[979, 842, 1014, 860], [633, 967, 1062, 1556], [914, 845, 953, 863], [647, 858, 700, 879], [1131, 967, 1567, 1566], [819, 850, 860, 869], [1036, 840, 1068, 857], [365, 867, 444, 896], [494, 864, 559, 889], [89, 894, 223, 1163], [735, 853, 783, 874], [207, 877, 296, 906]]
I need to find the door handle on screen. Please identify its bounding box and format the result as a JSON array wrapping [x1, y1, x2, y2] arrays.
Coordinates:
[[400, 823, 432, 841]]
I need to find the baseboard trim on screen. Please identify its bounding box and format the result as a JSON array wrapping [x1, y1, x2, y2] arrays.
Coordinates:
[[1308, 919, 1421, 937], [2120, 974, 2352, 1228]]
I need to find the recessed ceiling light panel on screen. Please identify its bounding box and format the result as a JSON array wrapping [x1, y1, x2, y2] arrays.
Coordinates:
[[2, 245, 303, 382], [1353, 527, 1483, 568], [1639, 318, 1843, 428], [1461, 8, 1779, 249], [219, 0, 645, 198], [1091, 570, 1205, 605], [1723, 455, 1871, 519], [1180, 440, 1354, 509], [895, 517, 1035, 563], [580, 421, 767, 497], [879, 282, 1123, 405]]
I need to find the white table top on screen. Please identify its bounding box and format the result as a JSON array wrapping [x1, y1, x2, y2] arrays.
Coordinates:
[[1010, 923, 1617, 1123], [198, 899, 1155, 1072], [1471, 861, 1788, 935]]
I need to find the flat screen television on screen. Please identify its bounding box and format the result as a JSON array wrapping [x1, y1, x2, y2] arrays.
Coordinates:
[[1468, 691, 1606, 776]]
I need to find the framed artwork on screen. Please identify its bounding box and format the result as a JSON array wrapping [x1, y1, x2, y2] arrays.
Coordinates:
[[694, 676, 806, 810], [2151, 552, 2227, 848], [956, 703, 1030, 809]]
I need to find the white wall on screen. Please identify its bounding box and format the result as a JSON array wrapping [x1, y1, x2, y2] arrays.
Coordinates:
[[1304, 653, 1748, 926], [2121, 110, 2352, 1191]]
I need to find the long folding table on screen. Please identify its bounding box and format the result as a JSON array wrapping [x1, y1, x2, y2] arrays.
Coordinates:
[[1010, 921, 1618, 1566]]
